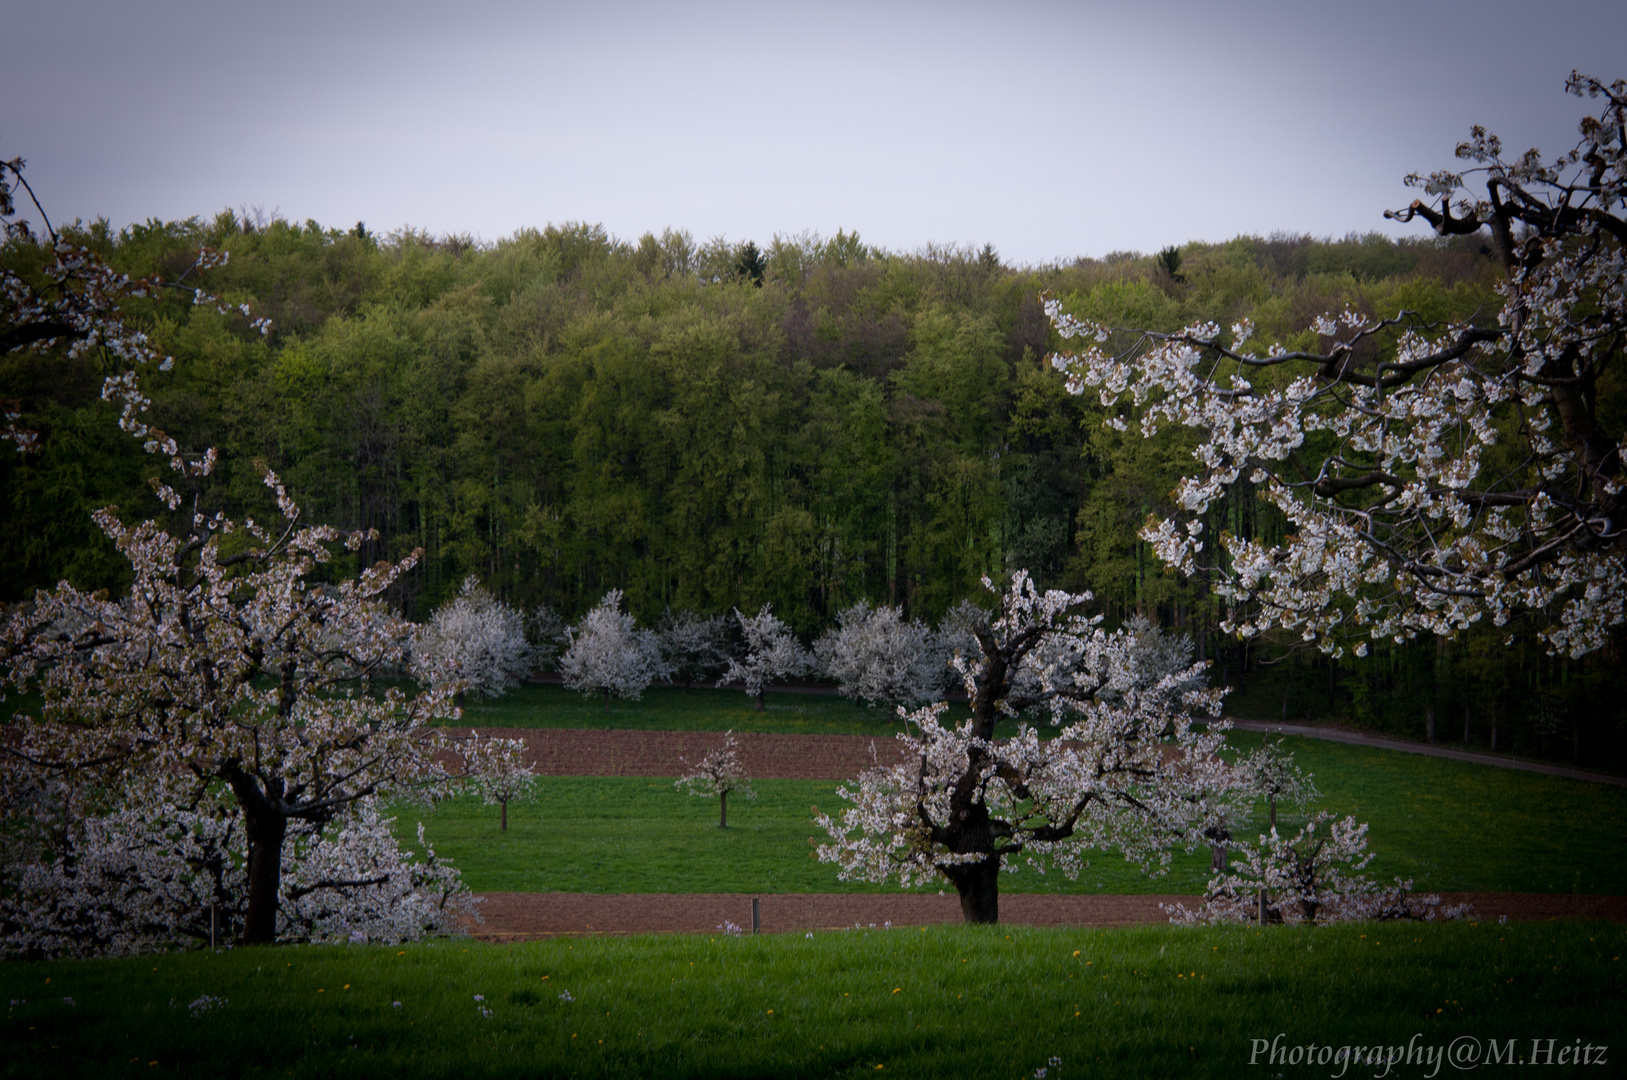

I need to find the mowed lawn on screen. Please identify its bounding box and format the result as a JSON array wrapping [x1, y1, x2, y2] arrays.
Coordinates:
[[403, 732, 1627, 897], [6, 922, 1622, 1079]]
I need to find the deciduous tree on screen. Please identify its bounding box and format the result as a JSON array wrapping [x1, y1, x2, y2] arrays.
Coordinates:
[[1047, 73, 1627, 659], [559, 590, 668, 704], [411, 575, 532, 699], [675, 730, 755, 828], [454, 730, 537, 831], [814, 600, 942, 706], [0, 471, 460, 945], [816, 572, 1230, 923], [720, 605, 810, 710]]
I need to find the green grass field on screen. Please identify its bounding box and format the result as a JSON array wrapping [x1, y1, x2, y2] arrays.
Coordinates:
[[6, 922, 1622, 1079], [405, 731, 1627, 897]]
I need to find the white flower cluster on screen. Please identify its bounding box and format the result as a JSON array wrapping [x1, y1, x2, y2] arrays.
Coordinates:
[[1046, 75, 1627, 658], [720, 604, 811, 707], [813, 600, 947, 706], [0, 470, 462, 947], [559, 589, 669, 701], [2, 158, 268, 465], [412, 576, 532, 699], [0, 775, 472, 958], [1166, 812, 1471, 925]]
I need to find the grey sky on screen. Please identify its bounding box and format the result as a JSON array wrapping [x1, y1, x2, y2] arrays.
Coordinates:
[[3, 0, 1622, 264]]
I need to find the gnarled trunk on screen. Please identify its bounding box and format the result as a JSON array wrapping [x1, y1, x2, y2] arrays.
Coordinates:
[[241, 803, 287, 945], [944, 856, 1000, 924]]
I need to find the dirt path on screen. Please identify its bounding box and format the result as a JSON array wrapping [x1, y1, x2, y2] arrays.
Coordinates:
[[467, 891, 1627, 939], [1230, 719, 1627, 787]]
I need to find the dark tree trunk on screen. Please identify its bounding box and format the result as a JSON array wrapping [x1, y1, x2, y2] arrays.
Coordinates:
[[753, 688, 765, 711], [944, 856, 1000, 924], [500, 797, 508, 832], [719, 789, 728, 829], [1426, 704, 1436, 744], [241, 804, 287, 945]]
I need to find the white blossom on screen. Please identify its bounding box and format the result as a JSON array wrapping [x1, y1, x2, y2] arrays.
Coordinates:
[[411, 576, 531, 699], [814, 601, 943, 706], [675, 730, 756, 828], [719, 604, 810, 710], [1046, 75, 1627, 658], [559, 590, 668, 702]]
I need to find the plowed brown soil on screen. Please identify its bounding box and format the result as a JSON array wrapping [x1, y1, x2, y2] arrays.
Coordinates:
[[466, 891, 1627, 939], [449, 727, 910, 780]]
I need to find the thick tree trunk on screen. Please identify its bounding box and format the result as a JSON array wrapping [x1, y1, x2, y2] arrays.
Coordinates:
[[719, 789, 728, 829], [1426, 704, 1436, 744], [753, 688, 765, 711], [242, 806, 287, 945], [944, 857, 1000, 924], [500, 797, 508, 832]]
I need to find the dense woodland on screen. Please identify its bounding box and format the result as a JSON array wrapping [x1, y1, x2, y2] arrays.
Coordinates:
[[3, 215, 1622, 764]]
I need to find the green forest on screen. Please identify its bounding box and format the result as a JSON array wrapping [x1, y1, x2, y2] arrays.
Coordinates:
[[3, 216, 1622, 764]]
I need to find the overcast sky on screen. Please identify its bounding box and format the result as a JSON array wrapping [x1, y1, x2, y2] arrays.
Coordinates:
[[3, 0, 1622, 264]]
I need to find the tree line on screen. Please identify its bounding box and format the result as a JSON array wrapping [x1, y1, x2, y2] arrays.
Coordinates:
[[3, 214, 1622, 764]]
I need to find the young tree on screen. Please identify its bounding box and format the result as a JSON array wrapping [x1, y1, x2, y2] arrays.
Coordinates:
[[1167, 812, 1469, 925], [0, 471, 459, 945], [814, 600, 942, 706], [454, 730, 538, 831], [411, 576, 531, 699], [816, 572, 1232, 923], [559, 590, 668, 705], [1046, 72, 1627, 659], [1238, 737, 1319, 831], [675, 730, 756, 828], [720, 604, 810, 710]]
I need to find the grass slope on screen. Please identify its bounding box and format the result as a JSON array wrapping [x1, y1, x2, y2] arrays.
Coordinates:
[[6, 923, 1621, 1079], [406, 733, 1627, 897]]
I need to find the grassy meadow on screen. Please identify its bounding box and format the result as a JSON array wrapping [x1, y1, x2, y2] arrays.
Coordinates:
[[6, 921, 1622, 1079], [403, 708, 1627, 897]]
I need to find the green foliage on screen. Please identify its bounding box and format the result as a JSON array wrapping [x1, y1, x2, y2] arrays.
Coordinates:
[[11, 214, 1623, 763], [5, 923, 1620, 1078]]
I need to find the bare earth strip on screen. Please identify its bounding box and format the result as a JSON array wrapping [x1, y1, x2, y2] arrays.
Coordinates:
[[467, 891, 1627, 939], [457, 728, 909, 780]]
